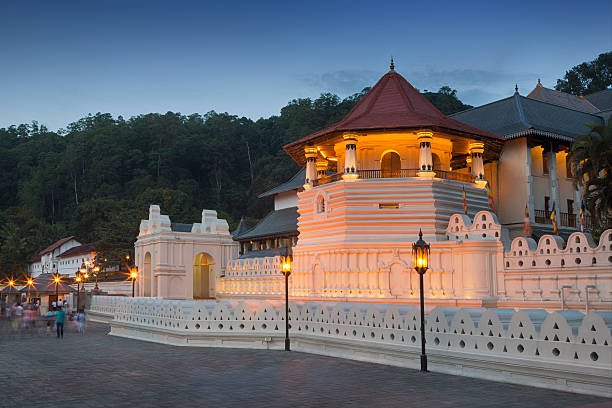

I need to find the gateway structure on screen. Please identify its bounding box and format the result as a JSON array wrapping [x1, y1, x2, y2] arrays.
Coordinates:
[[134, 65, 612, 311]]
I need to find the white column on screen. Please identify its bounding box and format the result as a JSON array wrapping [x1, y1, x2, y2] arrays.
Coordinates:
[[548, 149, 561, 226], [342, 134, 359, 181], [469, 142, 485, 180], [526, 144, 535, 224], [303, 146, 317, 189], [417, 130, 435, 177], [469, 142, 487, 188]]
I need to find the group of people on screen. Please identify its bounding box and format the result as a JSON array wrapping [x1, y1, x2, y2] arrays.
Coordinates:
[[0, 298, 87, 337]]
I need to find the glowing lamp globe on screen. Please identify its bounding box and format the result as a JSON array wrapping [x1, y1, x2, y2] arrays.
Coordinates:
[[412, 229, 430, 274], [281, 255, 292, 275]]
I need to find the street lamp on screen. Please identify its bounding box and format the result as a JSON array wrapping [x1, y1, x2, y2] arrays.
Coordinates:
[[281, 249, 292, 351], [26, 277, 34, 304], [130, 268, 138, 298], [53, 274, 61, 309], [7, 278, 15, 304], [75, 270, 82, 312], [412, 229, 430, 372], [93, 265, 101, 291]]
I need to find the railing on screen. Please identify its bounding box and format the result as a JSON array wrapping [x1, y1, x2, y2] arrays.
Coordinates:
[[535, 211, 593, 230], [534, 209, 552, 225], [312, 173, 344, 187], [312, 169, 475, 186], [561, 212, 576, 228]]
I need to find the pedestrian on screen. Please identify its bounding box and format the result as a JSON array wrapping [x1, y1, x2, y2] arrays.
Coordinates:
[[55, 306, 65, 339], [76, 310, 86, 334], [52, 300, 57, 311]]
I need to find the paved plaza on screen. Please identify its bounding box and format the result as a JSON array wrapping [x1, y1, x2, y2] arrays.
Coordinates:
[[0, 320, 610, 408]]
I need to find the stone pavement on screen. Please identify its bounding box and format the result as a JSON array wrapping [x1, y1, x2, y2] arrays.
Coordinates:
[[0, 319, 610, 408]]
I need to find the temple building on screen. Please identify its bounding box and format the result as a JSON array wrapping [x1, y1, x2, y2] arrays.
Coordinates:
[[452, 82, 607, 238], [134, 64, 612, 311]]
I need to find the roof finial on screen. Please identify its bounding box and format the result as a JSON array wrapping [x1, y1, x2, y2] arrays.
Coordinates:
[[537, 78, 542, 88], [390, 56, 395, 71], [514, 83, 519, 94]]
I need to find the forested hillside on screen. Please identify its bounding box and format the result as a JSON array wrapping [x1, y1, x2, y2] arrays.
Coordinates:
[[0, 87, 471, 276]]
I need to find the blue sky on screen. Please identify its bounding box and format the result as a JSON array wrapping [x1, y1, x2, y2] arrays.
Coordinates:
[[1, 0, 610, 131]]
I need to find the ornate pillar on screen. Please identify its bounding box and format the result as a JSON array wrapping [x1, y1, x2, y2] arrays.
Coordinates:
[[316, 159, 328, 179], [547, 148, 561, 227], [417, 130, 435, 178], [342, 134, 359, 181], [469, 142, 487, 188], [526, 144, 535, 224], [303, 146, 317, 189]]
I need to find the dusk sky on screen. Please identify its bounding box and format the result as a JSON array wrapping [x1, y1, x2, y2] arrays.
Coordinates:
[[1, 0, 611, 131]]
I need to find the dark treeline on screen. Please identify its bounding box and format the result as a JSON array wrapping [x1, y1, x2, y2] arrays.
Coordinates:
[[0, 87, 471, 276]]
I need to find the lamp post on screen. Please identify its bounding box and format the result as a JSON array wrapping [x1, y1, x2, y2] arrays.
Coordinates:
[[26, 277, 34, 304], [7, 279, 15, 304], [130, 268, 138, 298], [53, 274, 61, 309], [412, 229, 430, 372], [93, 265, 101, 291], [75, 271, 82, 312], [281, 249, 292, 351]]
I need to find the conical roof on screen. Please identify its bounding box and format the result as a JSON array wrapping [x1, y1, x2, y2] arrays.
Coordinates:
[[284, 68, 503, 165]]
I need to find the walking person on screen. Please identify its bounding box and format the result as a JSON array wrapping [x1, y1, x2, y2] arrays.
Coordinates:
[[55, 306, 66, 339]]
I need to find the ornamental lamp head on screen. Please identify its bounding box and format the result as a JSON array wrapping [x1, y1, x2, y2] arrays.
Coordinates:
[[412, 229, 430, 274], [281, 248, 293, 275]]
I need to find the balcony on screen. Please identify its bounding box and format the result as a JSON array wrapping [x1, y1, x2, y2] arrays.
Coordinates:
[[534, 210, 593, 229], [312, 168, 475, 187]]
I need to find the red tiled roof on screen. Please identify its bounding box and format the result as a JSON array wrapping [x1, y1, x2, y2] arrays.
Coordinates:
[[56, 244, 96, 259], [284, 69, 503, 164], [38, 236, 77, 256]]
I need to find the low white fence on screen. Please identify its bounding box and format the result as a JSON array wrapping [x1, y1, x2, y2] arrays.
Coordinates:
[[89, 295, 612, 397]]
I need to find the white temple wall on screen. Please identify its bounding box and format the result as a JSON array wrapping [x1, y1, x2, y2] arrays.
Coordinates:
[[89, 296, 612, 397], [215, 211, 611, 311], [274, 191, 298, 210], [298, 178, 488, 244]]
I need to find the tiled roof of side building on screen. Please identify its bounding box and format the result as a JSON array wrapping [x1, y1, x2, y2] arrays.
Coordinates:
[[527, 83, 600, 113], [258, 168, 305, 198], [234, 207, 298, 240], [56, 244, 96, 258], [451, 93, 604, 141], [38, 236, 77, 256], [585, 89, 612, 112]]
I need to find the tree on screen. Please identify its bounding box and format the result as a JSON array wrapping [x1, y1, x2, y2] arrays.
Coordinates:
[[569, 121, 612, 233], [555, 52, 612, 95], [422, 86, 473, 115]]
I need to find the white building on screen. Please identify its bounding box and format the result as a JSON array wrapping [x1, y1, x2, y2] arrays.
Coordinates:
[[28, 236, 83, 277]]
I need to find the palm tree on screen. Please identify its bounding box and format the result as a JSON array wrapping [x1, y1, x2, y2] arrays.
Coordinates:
[[569, 121, 612, 233]]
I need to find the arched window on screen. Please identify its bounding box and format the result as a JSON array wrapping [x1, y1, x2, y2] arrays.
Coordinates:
[[316, 195, 325, 213], [381, 151, 401, 178]]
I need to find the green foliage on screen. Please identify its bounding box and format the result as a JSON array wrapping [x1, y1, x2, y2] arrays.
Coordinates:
[[555, 52, 612, 95], [422, 86, 473, 115], [569, 121, 612, 234], [0, 88, 472, 277]]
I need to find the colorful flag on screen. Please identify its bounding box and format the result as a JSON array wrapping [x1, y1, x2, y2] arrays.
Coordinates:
[[550, 201, 558, 235], [462, 187, 468, 214], [486, 182, 495, 212], [579, 200, 585, 232], [524, 204, 532, 237]]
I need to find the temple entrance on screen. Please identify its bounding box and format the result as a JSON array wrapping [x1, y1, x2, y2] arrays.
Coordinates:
[[193, 253, 214, 299], [381, 151, 401, 177]]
